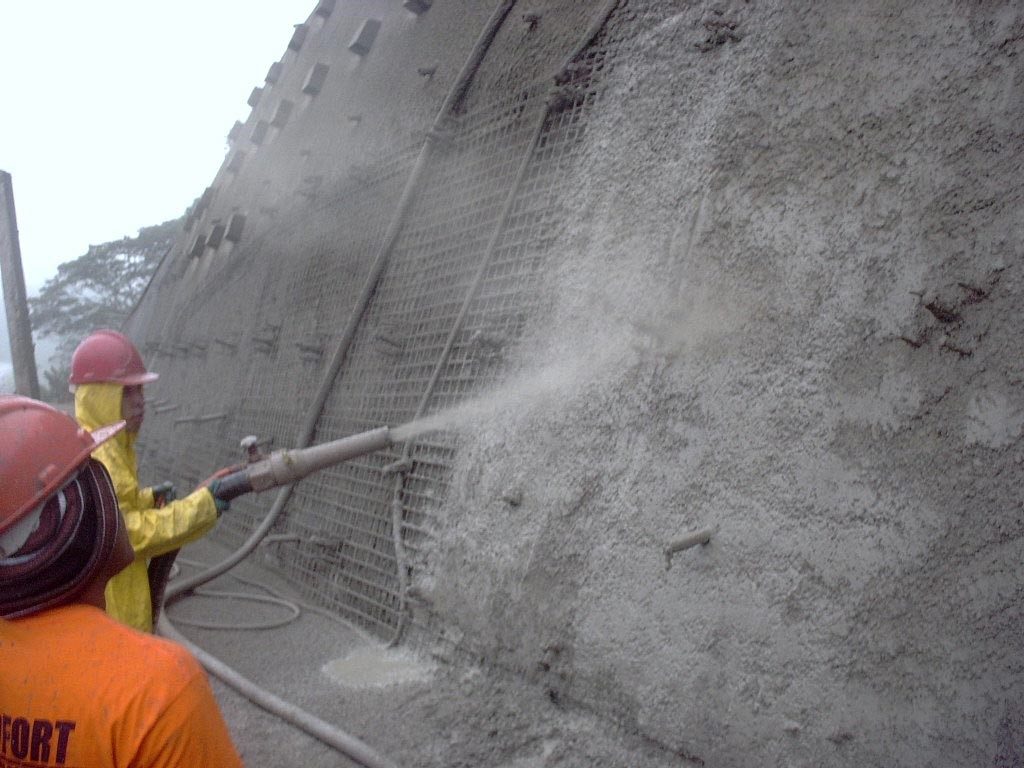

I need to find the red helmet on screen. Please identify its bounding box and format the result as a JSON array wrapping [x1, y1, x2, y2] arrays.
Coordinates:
[[69, 329, 158, 386], [0, 395, 125, 536]]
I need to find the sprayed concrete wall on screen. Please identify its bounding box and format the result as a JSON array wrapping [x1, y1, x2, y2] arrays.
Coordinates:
[[128, 1, 1023, 765]]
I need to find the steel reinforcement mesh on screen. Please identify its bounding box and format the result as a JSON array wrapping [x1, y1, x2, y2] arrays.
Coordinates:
[[134, 5, 635, 639]]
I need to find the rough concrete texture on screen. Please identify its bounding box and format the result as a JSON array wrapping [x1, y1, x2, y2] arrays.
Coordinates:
[[134, 1, 1024, 766], [414, 2, 1024, 766], [172, 537, 686, 768]]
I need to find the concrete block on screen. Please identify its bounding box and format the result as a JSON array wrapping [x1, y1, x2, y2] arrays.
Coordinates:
[[302, 63, 330, 95], [289, 24, 308, 52], [250, 120, 270, 145], [225, 214, 246, 243], [265, 61, 283, 85], [271, 100, 294, 128], [349, 19, 381, 56], [207, 222, 226, 249], [188, 234, 206, 258]]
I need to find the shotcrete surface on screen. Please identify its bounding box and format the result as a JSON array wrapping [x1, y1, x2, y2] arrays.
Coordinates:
[[414, 2, 1024, 766], [147, 1, 1022, 766], [169, 537, 683, 768]]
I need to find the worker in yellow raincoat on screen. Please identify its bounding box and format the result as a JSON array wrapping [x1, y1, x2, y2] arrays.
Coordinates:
[[70, 329, 230, 632]]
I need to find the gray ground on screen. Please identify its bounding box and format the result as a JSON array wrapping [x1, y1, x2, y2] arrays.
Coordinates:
[[167, 537, 686, 768]]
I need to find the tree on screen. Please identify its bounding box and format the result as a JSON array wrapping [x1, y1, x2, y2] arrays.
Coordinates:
[[29, 218, 180, 402]]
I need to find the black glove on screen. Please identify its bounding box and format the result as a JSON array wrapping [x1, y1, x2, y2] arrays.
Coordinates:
[[206, 479, 231, 514], [152, 482, 177, 507]]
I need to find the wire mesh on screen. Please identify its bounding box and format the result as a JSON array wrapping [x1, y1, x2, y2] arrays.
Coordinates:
[[132, 4, 636, 639]]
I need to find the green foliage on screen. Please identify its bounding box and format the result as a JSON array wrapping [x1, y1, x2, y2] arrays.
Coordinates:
[[38, 363, 72, 404], [29, 218, 180, 402]]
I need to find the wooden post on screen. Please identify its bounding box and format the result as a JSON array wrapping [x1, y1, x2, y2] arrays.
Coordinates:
[[0, 171, 40, 398]]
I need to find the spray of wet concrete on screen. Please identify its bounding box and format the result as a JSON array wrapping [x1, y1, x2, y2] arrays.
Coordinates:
[[409, 4, 1024, 767]]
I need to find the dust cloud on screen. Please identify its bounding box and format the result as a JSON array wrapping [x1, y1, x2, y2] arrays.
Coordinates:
[[391, 273, 747, 442]]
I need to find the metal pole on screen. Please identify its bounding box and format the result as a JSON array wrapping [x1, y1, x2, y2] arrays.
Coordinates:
[[0, 171, 39, 398]]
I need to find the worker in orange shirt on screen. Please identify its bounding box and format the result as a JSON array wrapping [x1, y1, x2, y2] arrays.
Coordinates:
[[0, 395, 244, 767], [69, 329, 234, 632]]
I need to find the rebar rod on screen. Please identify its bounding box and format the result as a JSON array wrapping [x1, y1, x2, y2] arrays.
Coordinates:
[[663, 527, 717, 570]]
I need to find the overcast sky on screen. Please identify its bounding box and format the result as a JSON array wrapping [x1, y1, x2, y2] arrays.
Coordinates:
[[0, 1, 314, 295]]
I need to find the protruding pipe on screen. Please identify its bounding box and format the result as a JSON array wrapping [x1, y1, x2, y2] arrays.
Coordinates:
[[664, 526, 716, 569]]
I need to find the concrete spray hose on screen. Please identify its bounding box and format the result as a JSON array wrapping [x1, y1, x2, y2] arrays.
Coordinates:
[[151, 426, 393, 619], [210, 426, 392, 501], [157, 426, 400, 768]]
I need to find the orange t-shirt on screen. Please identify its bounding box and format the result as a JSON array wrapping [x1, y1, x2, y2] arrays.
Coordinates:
[[0, 604, 243, 767]]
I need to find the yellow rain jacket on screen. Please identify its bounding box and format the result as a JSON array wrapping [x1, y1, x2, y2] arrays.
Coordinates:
[[75, 383, 219, 632]]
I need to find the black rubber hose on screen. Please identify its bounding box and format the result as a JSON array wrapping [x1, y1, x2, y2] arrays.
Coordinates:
[[212, 470, 253, 501]]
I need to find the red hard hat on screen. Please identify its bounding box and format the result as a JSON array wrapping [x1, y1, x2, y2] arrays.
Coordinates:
[[69, 329, 158, 386], [0, 395, 125, 536]]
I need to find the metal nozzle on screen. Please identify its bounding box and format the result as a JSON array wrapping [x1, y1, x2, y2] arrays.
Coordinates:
[[247, 426, 392, 492]]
